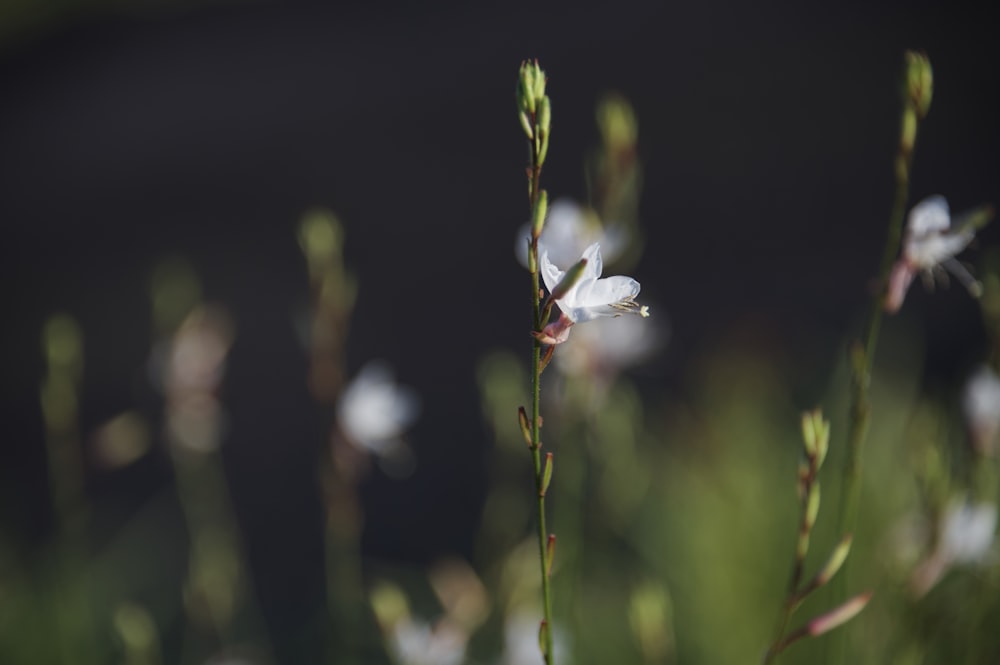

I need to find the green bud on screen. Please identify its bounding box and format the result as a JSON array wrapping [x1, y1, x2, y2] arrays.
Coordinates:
[[532, 190, 548, 239], [546, 534, 556, 576], [815, 534, 853, 587], [538, 620, 549, 657], [905, 50, 933, 119], [796, 530, 811, 562], [518, 61, 537, 114], [548, 257, 588, 301], [519, 111, 534, 140], [532, 60, 547, 103], [538, 96, 551, 137], [801, 410, 818, 458], [538, 130, 550, 167], [597, 92, 638, 151], [900, 107, 917, 155], [805, 482, 821, 530], [815, 417, 830, 469], [541, 452, 554, 496], [518, 406, 533, 447]]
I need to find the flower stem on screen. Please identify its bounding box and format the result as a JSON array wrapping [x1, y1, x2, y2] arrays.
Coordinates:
[[838, 53, 924, 553], [521, 59, 555, 665], [830, 51, 929, 662], [530, 166, 556, 665]]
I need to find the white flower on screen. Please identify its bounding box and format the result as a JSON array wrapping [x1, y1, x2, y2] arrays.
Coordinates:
[[886, 195, 981, 312], [555, 310, 663, 377], [389, 618, 467, 665], [337, 361, 420, 456], [500, 613, 569, 665], [963, 364, 1000, 456], [516, 198, 627, 268], [908, 498, 998, 596], [536, 242, 647, 345], [941, 500, 997, 565]]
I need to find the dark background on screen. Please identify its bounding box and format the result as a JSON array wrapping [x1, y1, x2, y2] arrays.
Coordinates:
[[2, 0, 999, 661]]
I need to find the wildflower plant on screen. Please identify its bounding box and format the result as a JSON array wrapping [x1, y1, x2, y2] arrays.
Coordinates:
[[515, 59, 649, 664], [763, 411, 870, 663]]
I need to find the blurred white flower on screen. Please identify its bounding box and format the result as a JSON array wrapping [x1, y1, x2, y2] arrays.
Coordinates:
[[337, 361, 420, 456], [516, 198, 627, 268], [555, 309, 663, 378], [501, 613, 569, 665], [157, 305, 234, 453], [389, 618, 466, 665], [963, 364, 1000, 456], [886, 195, 982, 312], [536, 242, 647, 345], [909, 498, 998, 596], [941, 500, 997, 565]]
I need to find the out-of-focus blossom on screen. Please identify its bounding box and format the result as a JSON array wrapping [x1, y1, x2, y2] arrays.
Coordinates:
[[389, 618, 467, 665], [337, 361, 420, 457], [941, 500, 997, 565], [428, 559, 490, 633], [91, 411, 151, 469], [555, 307, 664, 378], [537, 242, 648, 345], [516, 198, 627, 268], [963, 364, 1000, 456], [886, 196, 983, 312], [501, 613, 569, 665], [155, 306, 234, 453], [909, 498, 997, 596]]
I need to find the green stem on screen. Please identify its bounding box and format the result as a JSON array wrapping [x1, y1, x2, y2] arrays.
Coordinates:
[[527, 115, 555, 665], [830, 60, 923, 664], [838, 110, 917, 543]]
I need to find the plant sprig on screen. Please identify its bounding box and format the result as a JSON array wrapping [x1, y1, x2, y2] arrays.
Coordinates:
[[764, 410, 871, 663], [516, 58, 557, 665]]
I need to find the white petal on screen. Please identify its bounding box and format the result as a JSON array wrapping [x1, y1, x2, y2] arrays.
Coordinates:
[[580, 242, 604, 280], [539, 249, 564, 294], [576, 275, 640, 309], [907, 231, 973, 268], [908, 195, 951, 237]]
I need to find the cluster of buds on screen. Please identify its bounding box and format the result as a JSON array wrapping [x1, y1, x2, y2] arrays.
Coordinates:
[[517, 59, 551, 169], [765, 411, 870, 661]]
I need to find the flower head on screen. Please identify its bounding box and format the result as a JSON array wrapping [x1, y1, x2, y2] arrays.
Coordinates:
[[908, 498, 998, 596], [885, 195, 983, 312], [941, 500, 997, 565], [337, 361, 420, 457], [537, 242, 648, 345], [963, 364, 1000, 456]]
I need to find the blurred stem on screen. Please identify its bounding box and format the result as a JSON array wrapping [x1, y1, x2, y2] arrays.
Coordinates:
[[765, 450, 818, 663], [40, 315, 97, 665], [526, 95, 555, 665], [831, 53, 926, 662]]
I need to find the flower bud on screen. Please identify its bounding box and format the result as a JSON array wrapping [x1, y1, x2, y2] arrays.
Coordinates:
[[815, 534, 853, 587], [518, 406, 533, 447], [807, 591, 872, 638], [541, 452, 554, 496], [537, 96, 551, 138], [805, 482, 821, 531], [532, 190, 548, 240], [548, 258, 588, 302], [518, 61, 537, 114], [905, 50, 933, 119]]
